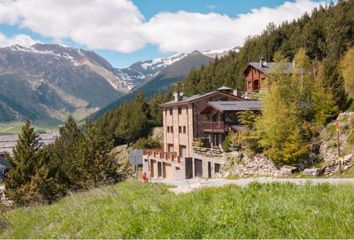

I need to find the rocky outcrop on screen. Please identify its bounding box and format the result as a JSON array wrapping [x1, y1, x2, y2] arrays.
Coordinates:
[[320, 112, 354, 161], [322, 154, 353, 176], [319, 112, 354, 176], [224, 152, 286, 177]]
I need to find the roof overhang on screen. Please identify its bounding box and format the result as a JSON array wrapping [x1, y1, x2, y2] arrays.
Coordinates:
[[160, 91, 245, 108], [243, 63, 265, 74]]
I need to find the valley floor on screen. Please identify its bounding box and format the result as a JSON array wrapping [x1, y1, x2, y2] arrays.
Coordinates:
[[1, 179, 354, 238]]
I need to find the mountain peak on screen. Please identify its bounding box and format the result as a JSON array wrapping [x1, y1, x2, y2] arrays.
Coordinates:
[[190, 50, 202, 55]]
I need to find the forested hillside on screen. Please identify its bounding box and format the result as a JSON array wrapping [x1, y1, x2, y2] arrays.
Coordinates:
[[88, 50, 213, 121], [95, 0, 354, 145], [181, 0, 353, 106]]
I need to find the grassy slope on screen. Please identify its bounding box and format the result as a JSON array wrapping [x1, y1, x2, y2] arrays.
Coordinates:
[[1, 180, 354, 239]]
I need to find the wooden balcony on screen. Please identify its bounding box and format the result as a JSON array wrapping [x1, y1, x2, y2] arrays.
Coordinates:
[[143, 149, 182, 163], [202, 121, 227, 133]]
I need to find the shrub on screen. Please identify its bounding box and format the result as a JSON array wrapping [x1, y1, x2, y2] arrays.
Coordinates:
[[193, 138, 202, 148], [133, 136, 162, 149], [222, 132, 241, 152]]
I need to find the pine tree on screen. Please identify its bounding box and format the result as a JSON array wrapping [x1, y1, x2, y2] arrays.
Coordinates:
[[48, 116, 82, 190], [5, 120, 40, 204], [312, 63, 339, 125]]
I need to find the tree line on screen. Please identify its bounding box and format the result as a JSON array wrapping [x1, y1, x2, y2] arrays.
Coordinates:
[[5, 118, 130, 206]]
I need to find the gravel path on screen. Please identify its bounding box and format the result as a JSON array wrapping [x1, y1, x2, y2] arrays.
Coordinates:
[[152, 177, 354, 194]]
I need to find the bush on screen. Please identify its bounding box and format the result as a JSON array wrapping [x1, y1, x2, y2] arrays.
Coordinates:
[[222, 132, 241, 152], [193, 138, 202, 148], [133, 136, 162, 149]]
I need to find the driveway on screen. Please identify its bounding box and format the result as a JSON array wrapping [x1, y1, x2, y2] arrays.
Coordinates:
[[152, 177, 354, 194]]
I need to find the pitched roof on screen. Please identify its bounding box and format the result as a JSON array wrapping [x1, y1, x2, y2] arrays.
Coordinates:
[[245, 62, 293, 74], [160, 90, 244, 107], [202, 101, 261, 113], [216, 86, 233, 91], [161, 91, 217, 106]]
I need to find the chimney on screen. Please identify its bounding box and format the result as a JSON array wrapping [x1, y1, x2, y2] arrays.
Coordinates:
[[173, 91, 183, 101], [260, 57, 268, 68]]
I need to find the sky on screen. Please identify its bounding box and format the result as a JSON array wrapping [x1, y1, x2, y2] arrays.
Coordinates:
[[0, 0, 332, 68]]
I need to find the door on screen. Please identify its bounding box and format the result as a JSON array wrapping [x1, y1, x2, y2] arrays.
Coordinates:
[[185, 158, 193, 179], [194, 159, 203, 178], [163, 163, 172, 178], [179, 145, 187, 157], [151, 160, 156, 178], [157, 162, 162, 177], [208, 162, 211, 178]]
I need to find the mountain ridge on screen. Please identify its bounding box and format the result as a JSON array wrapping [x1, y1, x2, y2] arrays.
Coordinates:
[[0, 43, 239, 123]]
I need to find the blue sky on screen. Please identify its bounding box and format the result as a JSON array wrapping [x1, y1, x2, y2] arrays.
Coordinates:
[[0, 0, 330, 68]]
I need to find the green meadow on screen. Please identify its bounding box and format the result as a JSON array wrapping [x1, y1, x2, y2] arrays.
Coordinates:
[[1, 180, 353, 239]]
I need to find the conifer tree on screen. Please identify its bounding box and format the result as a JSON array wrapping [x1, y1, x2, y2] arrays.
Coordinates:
[[312, 63, 339, 125], [5, 120, 40, 204], [49, 116, 82, 190], [77, 121, 130, 187]]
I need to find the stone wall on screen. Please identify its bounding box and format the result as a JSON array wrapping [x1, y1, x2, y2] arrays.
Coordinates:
[[192, 146, 223, 158], [223, 152, 288, 177]]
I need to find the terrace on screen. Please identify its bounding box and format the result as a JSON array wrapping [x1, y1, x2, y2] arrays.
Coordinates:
[[143, 149, 183, 163]]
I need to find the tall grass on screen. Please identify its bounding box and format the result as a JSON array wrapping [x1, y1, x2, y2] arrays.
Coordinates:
[[1, 180, 354, 238]]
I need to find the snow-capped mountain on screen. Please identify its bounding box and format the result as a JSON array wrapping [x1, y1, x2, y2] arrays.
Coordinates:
[[115, 46, 239, 89], [202, 46, 240, 58], [0, 43, 239, 123], [0, 43, 129, 122]]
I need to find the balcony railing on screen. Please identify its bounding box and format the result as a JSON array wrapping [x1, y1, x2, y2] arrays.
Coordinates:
[[202, 122, 246, 133], [143, 149, 182, 163], [202, 121, 227, 132]]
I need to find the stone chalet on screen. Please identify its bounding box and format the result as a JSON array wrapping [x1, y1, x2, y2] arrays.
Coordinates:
[[244, 59, 293, 93], [143, 86, 260, 180]]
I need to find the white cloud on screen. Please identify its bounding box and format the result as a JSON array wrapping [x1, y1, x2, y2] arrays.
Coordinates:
[[0, 32, 39, 47], [0, 0, 323, 53], [0, 0, 18, 24], [0, 0, 145, 53], [142, 0, 322, 53]]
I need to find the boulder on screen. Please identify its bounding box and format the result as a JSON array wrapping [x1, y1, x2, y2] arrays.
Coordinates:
[[303, 168, 322, 176], [280, 165, 297, 175], [343, 154, 352, 164]]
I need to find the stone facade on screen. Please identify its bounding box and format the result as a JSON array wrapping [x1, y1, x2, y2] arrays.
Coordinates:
[[145, 89, 245, 180]]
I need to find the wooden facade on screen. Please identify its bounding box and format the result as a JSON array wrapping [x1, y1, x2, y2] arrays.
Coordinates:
[[244, 64, 266, 93]]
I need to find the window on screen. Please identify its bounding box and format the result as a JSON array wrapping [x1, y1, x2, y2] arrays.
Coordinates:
[[179, 126, 182, 133], [178, 107, 182, 114], [167, 126, 170, 133], [215, 163, 221, 173], [183, 126, 186, 134], [170, 126, 173, 133], [169, 108, 173, 115]]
